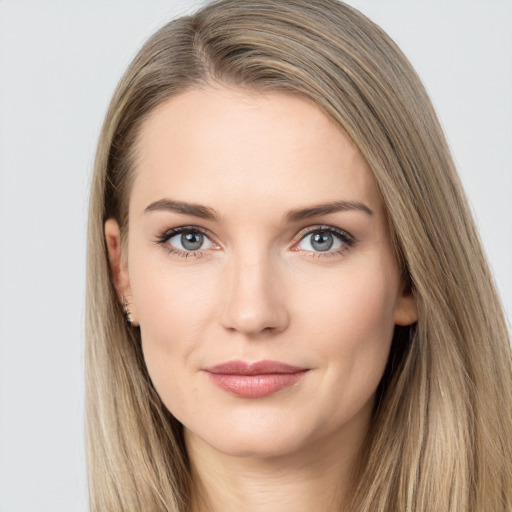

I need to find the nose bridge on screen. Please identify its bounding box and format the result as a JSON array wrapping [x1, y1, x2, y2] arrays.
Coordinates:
[[221, 246, 288, 336]]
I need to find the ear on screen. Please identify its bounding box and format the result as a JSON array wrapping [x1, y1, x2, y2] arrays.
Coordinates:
[[394, 285, 418, 326], [104, 218, 138, 326]]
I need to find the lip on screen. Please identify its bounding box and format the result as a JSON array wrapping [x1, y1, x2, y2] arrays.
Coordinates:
[[203, 360, 310, 398]]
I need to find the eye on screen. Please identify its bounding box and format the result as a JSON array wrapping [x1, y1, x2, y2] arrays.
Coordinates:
[[156, 226, 218, 256], [294, 227, 353, 255], [169, 230, 212, 251]]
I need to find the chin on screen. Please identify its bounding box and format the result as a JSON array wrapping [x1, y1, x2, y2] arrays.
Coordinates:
[[184, 411, 327, 461]]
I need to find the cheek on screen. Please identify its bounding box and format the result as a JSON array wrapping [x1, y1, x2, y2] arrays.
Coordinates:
[[297, 258, 399, 345], [130, 244, 217, 335], [295, 259, 399, 401], [127, 250, 219, 398]]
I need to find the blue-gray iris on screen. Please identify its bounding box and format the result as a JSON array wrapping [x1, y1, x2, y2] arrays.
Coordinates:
[[311, 231, 334, 252]]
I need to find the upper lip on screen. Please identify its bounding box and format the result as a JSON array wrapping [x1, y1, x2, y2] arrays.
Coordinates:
[[204, 360, 308, 375]]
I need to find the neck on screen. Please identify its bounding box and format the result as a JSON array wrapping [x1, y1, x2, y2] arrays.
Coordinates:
[[186, 425, 365, 512]]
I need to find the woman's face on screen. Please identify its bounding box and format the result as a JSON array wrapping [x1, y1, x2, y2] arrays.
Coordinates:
[[106, 86, 416, 460]]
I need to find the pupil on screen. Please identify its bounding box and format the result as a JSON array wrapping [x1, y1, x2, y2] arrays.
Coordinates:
[[311, 231, 333, 251], [181, 232, 203, 251]]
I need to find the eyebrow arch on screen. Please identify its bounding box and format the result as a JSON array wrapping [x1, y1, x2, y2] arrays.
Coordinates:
[[285, 200, 374, 222], [144, 199, 220, 221]]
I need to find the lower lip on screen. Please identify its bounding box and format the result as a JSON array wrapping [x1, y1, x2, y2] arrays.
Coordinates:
[[206, 371, 308, 398]]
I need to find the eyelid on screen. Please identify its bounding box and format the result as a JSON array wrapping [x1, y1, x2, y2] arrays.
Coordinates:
[[294, 224, 354, 242], [291, 224, 355, 254], [154, 225, 220, 257]]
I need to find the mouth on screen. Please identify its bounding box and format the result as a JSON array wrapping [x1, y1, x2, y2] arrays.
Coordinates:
[[203, 360, 310, 398]]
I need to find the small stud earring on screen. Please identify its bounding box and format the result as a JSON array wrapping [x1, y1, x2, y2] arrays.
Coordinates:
[[122, 296, 134, 326]]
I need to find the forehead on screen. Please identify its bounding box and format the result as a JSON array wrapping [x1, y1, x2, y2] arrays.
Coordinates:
[[130, 86, 382, 218]]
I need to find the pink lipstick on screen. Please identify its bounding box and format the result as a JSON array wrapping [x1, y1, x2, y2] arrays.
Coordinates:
[[203, 360, 309, 398]]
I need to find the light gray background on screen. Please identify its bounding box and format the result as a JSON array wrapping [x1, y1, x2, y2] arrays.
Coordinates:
[[0, 1, 510, 511]]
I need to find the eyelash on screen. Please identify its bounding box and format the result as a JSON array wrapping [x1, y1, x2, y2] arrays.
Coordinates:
[[154, 225, 355, 259], [154, 226, 214, 259], [293, 225, 355, 258]]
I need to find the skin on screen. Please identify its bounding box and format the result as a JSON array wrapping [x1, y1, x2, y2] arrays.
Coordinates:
[[105, 86, 417, 511]]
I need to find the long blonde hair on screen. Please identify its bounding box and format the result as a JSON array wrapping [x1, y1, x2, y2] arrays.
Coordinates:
[[86, 1, 512, 510]]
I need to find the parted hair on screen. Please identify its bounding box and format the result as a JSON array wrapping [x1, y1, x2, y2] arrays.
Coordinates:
[[86, 1, 512, 510]]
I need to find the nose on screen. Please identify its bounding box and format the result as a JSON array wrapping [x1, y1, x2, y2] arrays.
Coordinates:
[[220, 252, 289, 337]]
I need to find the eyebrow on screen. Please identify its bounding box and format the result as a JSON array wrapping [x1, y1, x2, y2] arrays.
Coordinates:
[[144, 199, 220, 221], [285, 200, 374, 222], [144, 198, 374, 222]]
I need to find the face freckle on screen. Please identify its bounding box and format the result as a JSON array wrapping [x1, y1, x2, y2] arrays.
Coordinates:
[[119, 85, 415, 462]]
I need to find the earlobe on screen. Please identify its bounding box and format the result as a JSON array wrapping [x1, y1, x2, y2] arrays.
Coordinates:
[[394, 290, 418, 326], [104, 218, 138, 326]]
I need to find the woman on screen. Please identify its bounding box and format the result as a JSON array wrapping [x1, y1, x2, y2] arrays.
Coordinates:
[[86, 0, 512, 510]]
